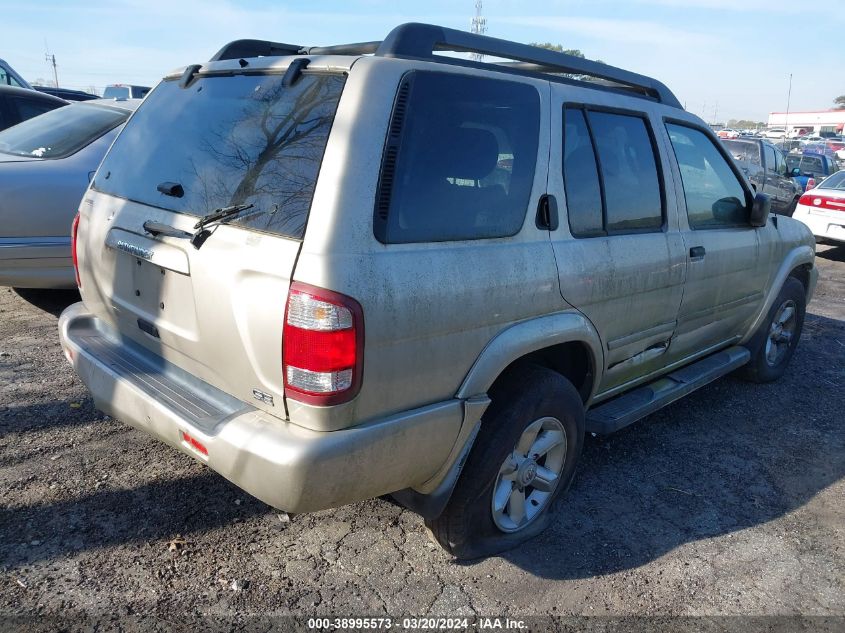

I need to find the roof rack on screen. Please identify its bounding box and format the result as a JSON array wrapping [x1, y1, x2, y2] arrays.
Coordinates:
[[375, 23, 682, 108], [209, 23, 682, 109]]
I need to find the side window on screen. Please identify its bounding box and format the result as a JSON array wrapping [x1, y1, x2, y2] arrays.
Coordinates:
[[375, 72, 540, 243], [666, 123, 749, 229], [563, 108, 603, 236], [774, 150, 786, 176], [13, 98, 59, 122], [588, 111, 663, 232], [764, 145, 778, 174], [563, 106, 663, 236]]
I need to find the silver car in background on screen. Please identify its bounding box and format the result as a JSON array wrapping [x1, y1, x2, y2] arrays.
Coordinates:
[[0, 98, 139, 288]]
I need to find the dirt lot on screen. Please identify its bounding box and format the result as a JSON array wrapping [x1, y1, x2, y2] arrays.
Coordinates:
[[1, 245, 843, 630]]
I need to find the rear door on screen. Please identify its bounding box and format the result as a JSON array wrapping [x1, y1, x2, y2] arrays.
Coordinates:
[[78, 66, 347, 418], [548, 88, 686, 394]]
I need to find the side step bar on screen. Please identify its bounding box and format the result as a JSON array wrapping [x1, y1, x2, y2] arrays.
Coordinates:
[[585, 346, 751, 434]]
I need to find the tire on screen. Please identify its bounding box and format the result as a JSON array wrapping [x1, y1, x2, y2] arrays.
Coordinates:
[[426, 365, 584, 559], [739, 276, 806, 383]]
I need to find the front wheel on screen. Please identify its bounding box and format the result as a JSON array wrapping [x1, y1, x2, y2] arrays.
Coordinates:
[[740, 276, 806, 383], [426, 366, 584, 559]]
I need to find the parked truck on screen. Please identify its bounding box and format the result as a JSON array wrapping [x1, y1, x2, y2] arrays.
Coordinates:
[[722, 138, 803, 216]]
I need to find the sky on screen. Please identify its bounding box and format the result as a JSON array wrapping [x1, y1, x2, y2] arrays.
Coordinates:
[[2, 0, 843, 123]]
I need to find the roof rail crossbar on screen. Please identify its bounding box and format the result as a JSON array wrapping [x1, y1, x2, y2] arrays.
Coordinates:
[[210, 39, 304, 62], [375, 23, 682, 109], [304, 41, 381, 55]]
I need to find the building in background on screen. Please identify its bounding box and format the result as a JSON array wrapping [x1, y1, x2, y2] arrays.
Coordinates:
[[768, 109, 845, 136]]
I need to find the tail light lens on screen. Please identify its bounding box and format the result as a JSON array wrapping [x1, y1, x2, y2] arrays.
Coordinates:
[[71, 212, 81, 288], [283, 282, 364, 406], [798, 193, 845, 212], [805, 177, 815, 191]]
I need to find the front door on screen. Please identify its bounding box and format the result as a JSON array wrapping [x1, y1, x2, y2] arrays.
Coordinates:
[[661, 121, 765, 362], [548, 93, 686, 395]]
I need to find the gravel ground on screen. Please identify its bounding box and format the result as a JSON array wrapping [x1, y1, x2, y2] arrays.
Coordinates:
[[1, 245, 843, 630]]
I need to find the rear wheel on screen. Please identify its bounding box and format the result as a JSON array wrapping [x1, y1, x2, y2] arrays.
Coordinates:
[[426, 366, 584, 559], [740, 276, 806, 383]]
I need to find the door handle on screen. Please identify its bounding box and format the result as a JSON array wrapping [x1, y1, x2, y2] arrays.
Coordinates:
[[690, 246, 706, 259], [535, 194, 559, 231]]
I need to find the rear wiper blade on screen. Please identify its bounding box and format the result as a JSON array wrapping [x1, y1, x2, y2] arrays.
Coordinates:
[[193, 203, 254, 230]]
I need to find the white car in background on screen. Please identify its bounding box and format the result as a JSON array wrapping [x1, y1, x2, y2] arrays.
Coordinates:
[[764, 128, 787, 139], [793, 171, 845, 244]]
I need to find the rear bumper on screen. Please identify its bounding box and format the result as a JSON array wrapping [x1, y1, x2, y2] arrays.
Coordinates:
[[58, 302, 464, 512], [793, 205, 845, 243]]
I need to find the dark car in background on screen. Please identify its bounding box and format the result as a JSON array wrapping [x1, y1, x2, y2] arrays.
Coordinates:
[[35, 86, 98, 102], [0, 57, 29, 88], [721, 137, 803, 215], [0, 85, 67, 132], [786, 153, 839, 192]]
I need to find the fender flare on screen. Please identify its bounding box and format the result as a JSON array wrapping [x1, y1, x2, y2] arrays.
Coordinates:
[[740, 244, 815, 345], [456, 311, 604, 401]]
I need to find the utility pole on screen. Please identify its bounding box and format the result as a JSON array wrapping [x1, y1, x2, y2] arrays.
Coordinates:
[[470, 0, 487, 62], [45, 51, 58, 88], [785, 73, 793, 136]]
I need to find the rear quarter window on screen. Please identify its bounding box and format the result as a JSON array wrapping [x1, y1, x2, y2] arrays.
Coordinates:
[[94, 72, 345, 239], [374, 71, 540, 244]]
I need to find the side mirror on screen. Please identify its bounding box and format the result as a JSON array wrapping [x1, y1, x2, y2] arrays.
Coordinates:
[[750, 192, 771, 227], [790, 167, 802, 177]]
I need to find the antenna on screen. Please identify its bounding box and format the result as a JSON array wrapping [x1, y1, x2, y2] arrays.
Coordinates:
[[470, 0, 487, 62]]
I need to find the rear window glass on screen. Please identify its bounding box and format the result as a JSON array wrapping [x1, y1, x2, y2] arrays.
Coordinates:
[[374, 71, 540, 243], [787, 154, 826, 176], [588, 111, 662, 232], [94, 72, 345, 239], [723, 140, 760, 165], [102, 86, 130, 99], [819, 171, 845, 190], [0, 102, 122, 159], [563, 108, 603, 236], [562, 107, 663, 236]]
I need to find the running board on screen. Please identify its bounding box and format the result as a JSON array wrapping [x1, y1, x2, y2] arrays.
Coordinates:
[[585, 346, 750, 434]]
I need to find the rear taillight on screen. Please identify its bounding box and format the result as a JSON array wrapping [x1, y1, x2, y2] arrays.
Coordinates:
[[798, 193, 845, 212], [71, 212, 81, 288], [805, 177, 816, 191], [282, 282, 364, 406]]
